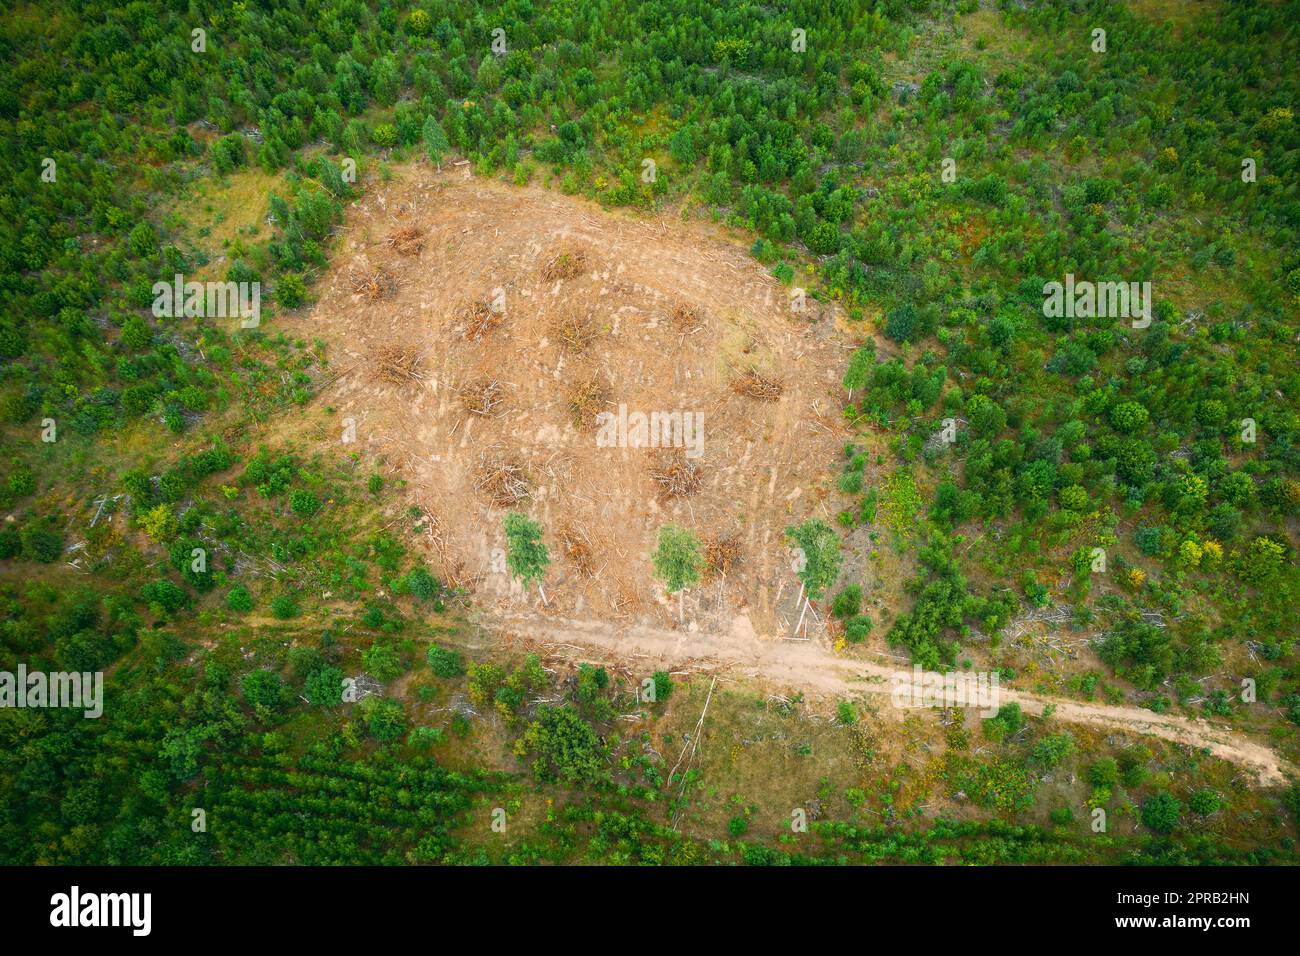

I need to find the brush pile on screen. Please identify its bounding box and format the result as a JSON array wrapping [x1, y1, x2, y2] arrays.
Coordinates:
[[705, 534, 741, 577], [671, 302, 703, 332], [384, 225, 425, 256], [552, 305, 597, 354], [460, 378, 505, 417], [559, 523, 596, 577], [731, 369, 784, 401], [371, 345, 425, 386], [650, 454, 702, 499], [541, 246, 589, 281], [476, 457, 530, 507], [349, 266, 396, 300], [460, 299, 501, 341], [565, 375, 608, 429]]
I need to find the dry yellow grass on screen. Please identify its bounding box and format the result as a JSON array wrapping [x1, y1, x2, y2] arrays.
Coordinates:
[[177, 168, 287, 279]]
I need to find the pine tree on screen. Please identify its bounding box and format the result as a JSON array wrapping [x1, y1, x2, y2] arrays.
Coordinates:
[[422, 116, 450, 170], [785, 519, 842, 638], [652, 525, 703, 624], [503, 512, 550, 605]]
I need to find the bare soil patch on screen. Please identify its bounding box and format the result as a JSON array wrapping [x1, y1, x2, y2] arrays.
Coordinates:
[[297, 167, 859, 637]]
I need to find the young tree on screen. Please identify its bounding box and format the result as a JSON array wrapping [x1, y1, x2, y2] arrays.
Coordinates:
[[785, 518, 842, 638], [503, 512, 551, 605], [422, 116, 450, 170], [843, 344, 873, 400], [652, 524, 704, 624]]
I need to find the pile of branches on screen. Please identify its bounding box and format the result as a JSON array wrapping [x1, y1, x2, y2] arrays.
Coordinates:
[[731, 368, 784, 401], [611, 577, 644, 617], [476, 457, 530, 507], [370, 345, 425, 386], [650, 454, 702, 499], [565, 374, 608, 429], [551, 306, 597, 354], [349, 266, 396, 300], [541, 246, 589, 281], [384, 225, 425, 256], [559, 523, 596, 577], [459, 377, 505, 417], [460, 299, 501, 341], [671, 302, 703, 332], [704, 534, 741, 577]]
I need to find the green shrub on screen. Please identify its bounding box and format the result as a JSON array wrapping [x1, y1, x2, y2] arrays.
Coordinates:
[[831, 584, 862, 620], [982, 703, 1025, 742], [363, 640, 404, 681], [270, 595, 298, 619], [0, 526, 21, 559], [120, 315, 153, 348], [406, 9, 432, 35], [289, 489, 320, 517], [838, 470, 863, 494], [404, 566, 440, 601], [171, 538, 215, 591], [1088, 758, 1119, 788], [304, 665, 344, 707], [362, 697, 407, 742], [426, 644, 465, 678], [276, 273, 307, 309], [226, 586, 254, 612], [212, 134, 246, 172], [1110, 401, 1149, 434], [127, 222, 157, 258], [6, 464, 35, 498], [1030, 733, 1075, 769], [1141, 792, 1182, 834], [1189, 788, 1221, 815], [651, 670, 673, 703], [1058, 484, 1088, 511], [408, 725, 445, 749], [517, 705, 604, 785], [240, 669, 285, 710], [20, 522, 63, 563], [140, 579, 189, 614], [844, 614, 873, 642], [189, 446, 233, 478], [884, 304, 918, 343]]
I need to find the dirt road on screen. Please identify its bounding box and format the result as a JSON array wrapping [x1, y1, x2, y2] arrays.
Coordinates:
[[485, 610, 1293, 787]]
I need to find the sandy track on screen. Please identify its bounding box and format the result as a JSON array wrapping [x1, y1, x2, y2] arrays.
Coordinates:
[[487, 610, 1293, 787]]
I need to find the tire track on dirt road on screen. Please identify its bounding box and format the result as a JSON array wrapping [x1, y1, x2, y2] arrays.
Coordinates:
[[484, 611, 1292, 787]]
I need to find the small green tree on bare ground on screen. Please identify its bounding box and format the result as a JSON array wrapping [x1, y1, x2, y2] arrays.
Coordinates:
[[504, 511, 551, 606], [785, 518, 842, 638], [652, 524, 704, 625]]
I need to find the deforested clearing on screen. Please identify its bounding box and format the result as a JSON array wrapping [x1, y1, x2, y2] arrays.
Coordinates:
[[295, 166, 874, 637]]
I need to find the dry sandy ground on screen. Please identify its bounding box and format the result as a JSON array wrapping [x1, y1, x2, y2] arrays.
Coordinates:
[[301, 165, 862, 637]]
